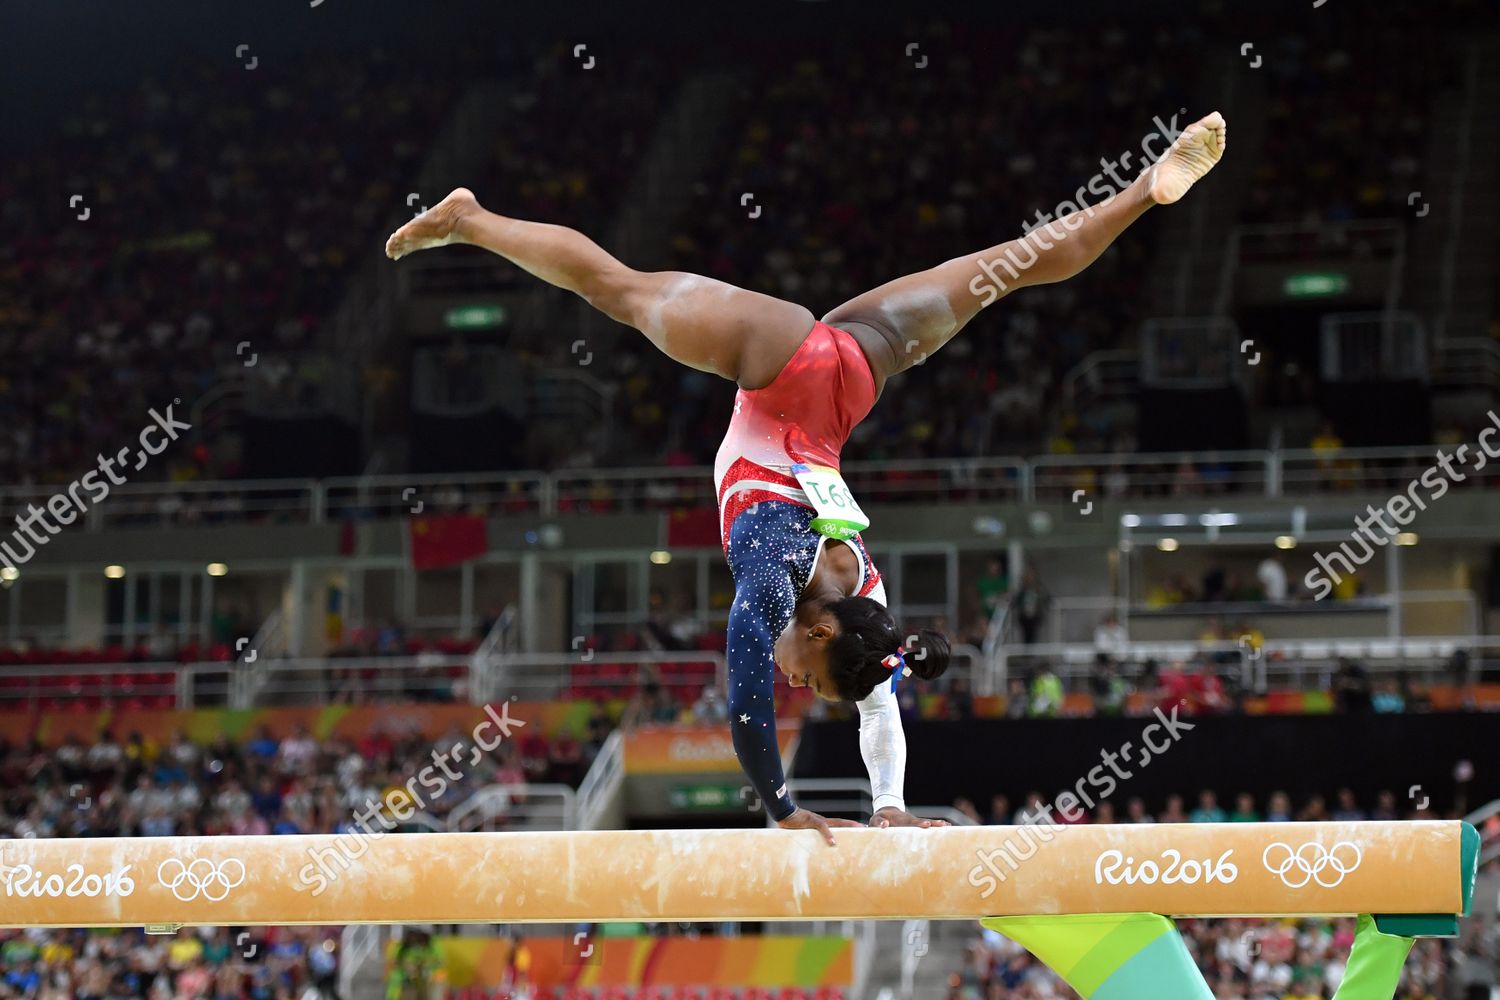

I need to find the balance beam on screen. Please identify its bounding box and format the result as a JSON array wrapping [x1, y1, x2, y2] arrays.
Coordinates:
[[0, 822, 1476, 929]]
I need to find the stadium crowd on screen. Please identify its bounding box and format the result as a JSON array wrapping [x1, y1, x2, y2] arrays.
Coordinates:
[[0, 48, 466, 489], [2, 16, 1489, 511], [0, 713, 620, 997], [0, 925, 338, 1000]]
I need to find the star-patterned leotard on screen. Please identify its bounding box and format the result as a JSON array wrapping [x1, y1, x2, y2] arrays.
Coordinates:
[[714, 321, 907, 822]]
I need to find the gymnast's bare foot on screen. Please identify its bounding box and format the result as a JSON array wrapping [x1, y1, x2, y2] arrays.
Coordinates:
[[1148, 112, 1227, 206], [385, 187, 479, 260]]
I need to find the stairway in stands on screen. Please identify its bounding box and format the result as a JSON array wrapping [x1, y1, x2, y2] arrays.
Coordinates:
[[1405, 35, 1500, 342], [1146, 44, 1268, 320]]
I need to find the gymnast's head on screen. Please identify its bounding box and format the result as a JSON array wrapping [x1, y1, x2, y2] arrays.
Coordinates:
[[775, 595, 951, 701]]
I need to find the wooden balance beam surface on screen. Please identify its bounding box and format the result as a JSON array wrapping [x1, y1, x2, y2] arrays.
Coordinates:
[[0, 822, 1475, 928]]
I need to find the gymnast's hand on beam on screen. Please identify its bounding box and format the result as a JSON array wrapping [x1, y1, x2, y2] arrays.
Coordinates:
[[869, 807, 951, 829], [777, 807, 862, 846]]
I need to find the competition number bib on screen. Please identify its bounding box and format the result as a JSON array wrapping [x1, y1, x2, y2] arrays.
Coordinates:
[[791, 463, 870, 540]]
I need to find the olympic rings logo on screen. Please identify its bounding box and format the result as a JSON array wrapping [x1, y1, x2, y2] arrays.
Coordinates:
[[157, 858, 247, 902], [1261, 841, 1362, 889]]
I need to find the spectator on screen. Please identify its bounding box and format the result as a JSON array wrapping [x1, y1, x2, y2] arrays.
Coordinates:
[[1088, 654, 1128, 716], [941, 676, 974, 720], [691, 686, 728, 724], [1372, 677, 1406, 713], [580, 712, 612, 771], [1299, 794, 1330, 822], [1013, 792, 1048, 826], [649, 683, 682, 724], [1124, 797, 1154, 823], [1266, 790, 1294, 822], [1011, 570, 1050, 645], [1158, 659, 1231, 716], [1027, 664, 1063, 718], [247, 725, 280, 761], [1005, 676, 1030, 719], [278, 724, 320, 776], [1159, 794, 1188, 823], [1311, 421, 1345, 468], [1257, 555, 1289, 601], [1092, 613, 1129, 658], [1398, 669, 1432, 712], [1229, 792, 1260, 823], [986, 794, 1011, 826], [1334, 657, 1373, 713], [975, 556, 1010, 618], [1190, 790, 1227, 823], [1455, 922, 1498, 1000], [549, 731, 583, 786], [1331, 787, 1366, 821]]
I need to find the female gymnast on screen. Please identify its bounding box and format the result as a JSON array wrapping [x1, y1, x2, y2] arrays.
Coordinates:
[[387, 112, 1226, 844]]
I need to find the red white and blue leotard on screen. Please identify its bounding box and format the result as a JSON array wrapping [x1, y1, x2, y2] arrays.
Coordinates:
[[715, 321, 907, 821]]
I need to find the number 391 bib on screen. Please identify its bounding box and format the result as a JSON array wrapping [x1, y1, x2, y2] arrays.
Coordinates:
[[791, 463, 870, 540]]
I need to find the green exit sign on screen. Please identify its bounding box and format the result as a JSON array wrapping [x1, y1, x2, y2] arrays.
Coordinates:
[[444, 304, 508, 330], [1283, 272, 1349, 298], [669, 783, 742, 811]]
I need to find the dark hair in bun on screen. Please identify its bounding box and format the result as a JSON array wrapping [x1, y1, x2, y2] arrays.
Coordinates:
[[824, 596, 952, 701]]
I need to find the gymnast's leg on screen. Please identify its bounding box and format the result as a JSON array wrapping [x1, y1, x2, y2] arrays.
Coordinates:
[[822, 112, 1226, 385], [386, 188, 814, 389]]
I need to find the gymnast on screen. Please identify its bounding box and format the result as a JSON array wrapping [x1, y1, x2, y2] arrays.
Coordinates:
[[387, 112, 1227, 843]]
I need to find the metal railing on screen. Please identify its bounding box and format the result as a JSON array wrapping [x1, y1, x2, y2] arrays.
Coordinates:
[[469, 605, 518, 704], [0, 654, 476, 711], [989, 634, 1500, 695], [7, 440, 1495, 529], [444, 782, 577, 832], [779, 778, 979, 828], [239, 654, 472, 706], [1435, 337, 1500, 394], [0, 661, 195, 709], [1039, 589, 1479, 645], [0, 628, 1489, 714], [476, 650, 727, 704], [577, 729, 626, 831], [231, 610, 285, 709]]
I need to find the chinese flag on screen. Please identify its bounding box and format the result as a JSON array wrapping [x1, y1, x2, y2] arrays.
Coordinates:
[[408, 514, 488, 570], [666, 506, 720, 548]]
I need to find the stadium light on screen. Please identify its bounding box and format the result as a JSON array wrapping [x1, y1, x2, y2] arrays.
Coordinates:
[[0, 567, 17, 582], [649, 550, 672, 565], [103, 565, 126, 579], [1274, 535, 1297, 550], [1396, 533, 1419, 546], [206, 563, 229, 577], [1157, 538, 1179, 552]]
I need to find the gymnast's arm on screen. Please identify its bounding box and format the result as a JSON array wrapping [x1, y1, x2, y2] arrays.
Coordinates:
[[724, 545, 859, 845], [857, 581, 947, 829]]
